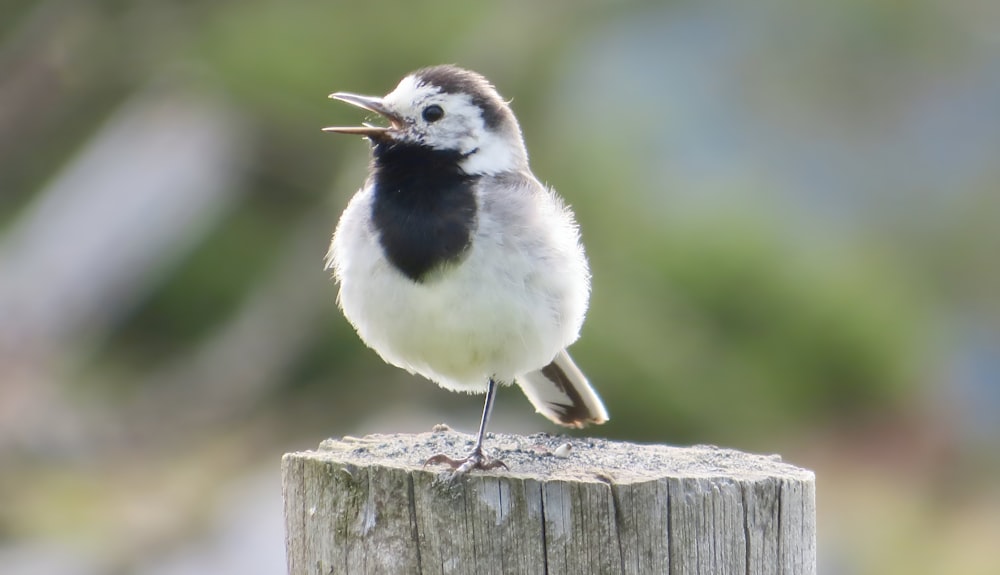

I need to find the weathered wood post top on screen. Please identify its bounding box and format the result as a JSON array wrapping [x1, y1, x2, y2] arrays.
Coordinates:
[[282, 429, 816, 575]]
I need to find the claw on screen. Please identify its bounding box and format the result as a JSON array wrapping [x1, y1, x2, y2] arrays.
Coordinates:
[[423, 379, 508, 475], [424, 451, 508, 475]]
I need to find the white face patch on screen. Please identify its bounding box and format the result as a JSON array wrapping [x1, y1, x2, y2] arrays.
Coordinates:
[[379, 75, 527, 175]]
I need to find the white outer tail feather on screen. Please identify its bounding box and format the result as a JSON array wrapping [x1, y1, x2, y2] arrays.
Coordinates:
[[516, 350, 609, 428]]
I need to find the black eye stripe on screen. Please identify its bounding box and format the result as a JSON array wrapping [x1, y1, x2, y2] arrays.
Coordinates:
[[422, 104, 444, 123]]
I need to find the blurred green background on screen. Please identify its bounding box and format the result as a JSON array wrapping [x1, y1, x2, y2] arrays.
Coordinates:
[[1, 0, 998, 573]]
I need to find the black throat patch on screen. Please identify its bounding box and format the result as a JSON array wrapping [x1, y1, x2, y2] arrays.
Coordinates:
[[370, 141, 478, 282]]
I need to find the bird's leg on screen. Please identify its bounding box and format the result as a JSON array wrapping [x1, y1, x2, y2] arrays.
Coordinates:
[[425, 378, 508, 474]]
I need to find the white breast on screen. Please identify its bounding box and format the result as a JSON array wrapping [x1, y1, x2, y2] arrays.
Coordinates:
[[327, 173, 589, 393]]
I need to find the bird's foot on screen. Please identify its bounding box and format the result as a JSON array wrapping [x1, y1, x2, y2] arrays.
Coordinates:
[[424, 449, 508, 475]]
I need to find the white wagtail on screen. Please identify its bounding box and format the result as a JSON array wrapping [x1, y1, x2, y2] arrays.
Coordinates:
[[324, 65, 608, 473]]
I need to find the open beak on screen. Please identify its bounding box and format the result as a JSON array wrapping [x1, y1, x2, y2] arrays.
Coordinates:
[[323, 92, 403, 138]]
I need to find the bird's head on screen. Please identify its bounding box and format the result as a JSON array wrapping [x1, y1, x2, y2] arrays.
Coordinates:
[[324, 65, 528, 175]]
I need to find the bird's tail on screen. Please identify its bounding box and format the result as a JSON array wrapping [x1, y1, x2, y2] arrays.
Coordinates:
[[516, 350, 609, 428]]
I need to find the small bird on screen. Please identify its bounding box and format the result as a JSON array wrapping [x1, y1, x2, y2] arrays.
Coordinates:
[[324, 65, 607, 473]]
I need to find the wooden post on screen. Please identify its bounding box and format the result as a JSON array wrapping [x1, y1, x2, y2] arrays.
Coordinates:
[[282, 430, 816, 575]]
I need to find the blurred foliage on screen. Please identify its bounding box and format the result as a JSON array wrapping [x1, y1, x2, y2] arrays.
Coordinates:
[[0, 0, 957, 444], [570, 198, 925, 444]]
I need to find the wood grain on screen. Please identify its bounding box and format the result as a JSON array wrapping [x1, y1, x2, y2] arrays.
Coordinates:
[[282, 430, 815, 575]]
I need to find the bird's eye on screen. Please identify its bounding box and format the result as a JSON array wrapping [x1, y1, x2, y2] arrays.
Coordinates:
[[422, 104, 445, 123]]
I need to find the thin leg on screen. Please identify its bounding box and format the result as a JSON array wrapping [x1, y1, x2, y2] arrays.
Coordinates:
[[471, 377, 498, 455], [425, 378, 508, 474]]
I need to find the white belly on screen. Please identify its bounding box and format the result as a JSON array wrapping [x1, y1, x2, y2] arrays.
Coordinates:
[[328, 178, 589, 393]]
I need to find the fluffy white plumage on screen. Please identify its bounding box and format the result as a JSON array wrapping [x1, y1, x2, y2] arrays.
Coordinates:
[[325, 66, 607, 429], [329, 170, 589, 394]]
